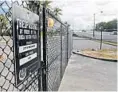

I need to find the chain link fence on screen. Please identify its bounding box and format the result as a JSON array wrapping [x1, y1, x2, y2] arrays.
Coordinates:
[[0, 0, 40, 91], [0, 1, 73, 91], [42, 7, 73, 91]]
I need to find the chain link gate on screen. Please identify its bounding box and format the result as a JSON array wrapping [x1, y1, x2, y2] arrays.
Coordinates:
[[0, 1, 73, 91]]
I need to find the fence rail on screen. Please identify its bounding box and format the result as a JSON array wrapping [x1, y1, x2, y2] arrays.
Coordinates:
[[0, 0, 73, 91]]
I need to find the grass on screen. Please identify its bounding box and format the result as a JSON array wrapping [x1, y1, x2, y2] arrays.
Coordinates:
[[81, 49, 117, 60], [95, 40, 117, 46]]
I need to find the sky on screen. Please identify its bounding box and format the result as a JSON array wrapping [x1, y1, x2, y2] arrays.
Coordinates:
[[0, 0, 117, 31], [50, 0, 118, 31]]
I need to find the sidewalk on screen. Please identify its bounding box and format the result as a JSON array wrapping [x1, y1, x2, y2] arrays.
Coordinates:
[[59, 37, 117, 91], [59, 54, 117, 91]]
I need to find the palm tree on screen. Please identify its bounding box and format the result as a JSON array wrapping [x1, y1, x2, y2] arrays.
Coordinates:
[[41, 0, 52, 7], [27, 0, 52, 10], [53, 7, 62, 17]]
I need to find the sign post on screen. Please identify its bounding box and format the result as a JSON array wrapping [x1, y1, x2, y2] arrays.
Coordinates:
[[12, 4, 40, 86]]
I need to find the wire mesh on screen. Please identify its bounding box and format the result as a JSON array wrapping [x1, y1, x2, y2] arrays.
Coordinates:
[[45, 9, 72, 91], [0, 0, 40, 91], [46, 12, 61, 91], [68, 28, 73, 58], [0, 1, 73, 91], [61, 25, 68, 76]]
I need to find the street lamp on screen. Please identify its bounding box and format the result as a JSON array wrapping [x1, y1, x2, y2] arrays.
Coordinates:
[[93, 11, 103, 49], [93, 11, 103, 38]]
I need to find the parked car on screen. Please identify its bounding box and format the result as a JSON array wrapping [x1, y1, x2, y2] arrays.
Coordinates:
[[110, 31, 117, 35], [82, 30, 86, 32]]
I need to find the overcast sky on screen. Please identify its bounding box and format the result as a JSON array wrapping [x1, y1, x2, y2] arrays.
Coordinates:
[[0, 0, 117, 31], [50, 0, 118, 30]]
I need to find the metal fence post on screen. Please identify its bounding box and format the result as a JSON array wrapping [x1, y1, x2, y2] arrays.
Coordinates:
[[60, 24, 63, 79], [67, 25, 69, 63], [37, 3, 41, 91], [42, 5, 47, 91]]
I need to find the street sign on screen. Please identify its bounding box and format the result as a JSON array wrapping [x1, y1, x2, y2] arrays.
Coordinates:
[[12, 4, 40, 86]]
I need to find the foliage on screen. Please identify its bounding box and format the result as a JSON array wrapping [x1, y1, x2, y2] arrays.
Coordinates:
[[27, 0, 62, 17], [53, 7, 62, 17], [27, 0, 52, 9], [41, 0, 52, 7], [0, 15, 8, 35], [105, 19, 117, 29], [96, 19, 117, 32], [0, 15, 8, 29]]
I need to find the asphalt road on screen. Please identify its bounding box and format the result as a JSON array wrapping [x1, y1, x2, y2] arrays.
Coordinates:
[[73, 37, 116, 52], [59, 37, 117, 91], [75, 31, 117, 42]]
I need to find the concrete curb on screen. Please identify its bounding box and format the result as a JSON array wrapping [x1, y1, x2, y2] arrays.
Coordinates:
[[73, 51, 117, 62]]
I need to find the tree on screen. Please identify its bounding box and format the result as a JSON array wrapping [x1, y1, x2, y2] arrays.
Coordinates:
[[41, 0, 52, 7], [105, 19, 117, 29], [27, 0, 63, 17], [27, 0, 52, 9], [53, 7, 62, 17], [96, 22, 106, 31], [96, 19, 117, 32], [0, 15, 8, 35]]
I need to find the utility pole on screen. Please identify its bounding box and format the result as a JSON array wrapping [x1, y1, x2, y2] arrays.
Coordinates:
[[100, 11, 103, 50], [100, 27, 103, 49], [93, 13, 95, 37]]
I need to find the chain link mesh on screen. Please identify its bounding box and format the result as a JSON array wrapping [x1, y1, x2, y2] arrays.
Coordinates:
[[0, 1, 73, 91], [61, 25, 68, 76], [46, 9, 73, 91], [46, 13, 61, 91], [0, 0, 40, 91]]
